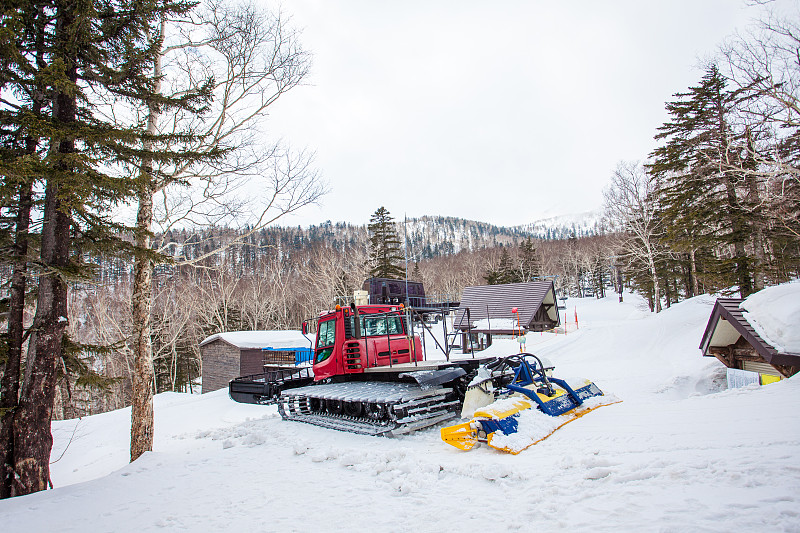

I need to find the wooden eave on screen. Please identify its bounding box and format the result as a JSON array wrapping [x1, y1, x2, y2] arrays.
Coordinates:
[[700, 298, 800, 368]]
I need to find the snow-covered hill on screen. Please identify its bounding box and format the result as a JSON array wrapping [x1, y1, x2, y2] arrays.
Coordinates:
[[514, 210, 604, 240], [401, 210, 604, 256], [2, 292, 799, 532]]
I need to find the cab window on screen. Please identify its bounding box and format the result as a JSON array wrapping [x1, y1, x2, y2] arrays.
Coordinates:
[[360, 315, 405, 336], [315, 319, 336, 363]]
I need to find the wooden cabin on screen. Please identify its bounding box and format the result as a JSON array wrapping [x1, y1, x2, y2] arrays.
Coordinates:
[[699, 298, 799, 384], [200, 331, 311, 393], [453, 281, 560, 351]]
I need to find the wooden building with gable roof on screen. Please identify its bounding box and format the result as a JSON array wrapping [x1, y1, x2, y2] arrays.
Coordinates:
[[200, 330, 312, 393], [453, 281, 560, 351], [699, 298, 800, 381]]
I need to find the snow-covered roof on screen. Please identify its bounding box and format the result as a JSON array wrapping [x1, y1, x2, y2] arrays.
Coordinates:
[[740, 282, 800, 355], [199, 330, 309, 349], [700, 282, 800, 374], [472, 318, 523, 332]]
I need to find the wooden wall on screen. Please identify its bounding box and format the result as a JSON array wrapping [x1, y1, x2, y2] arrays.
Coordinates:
[[240, 348, 265, 376], [201, 340, 240, 393]]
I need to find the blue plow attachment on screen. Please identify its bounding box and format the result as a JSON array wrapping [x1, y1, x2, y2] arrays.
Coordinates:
[[441, 354, 619, 454]]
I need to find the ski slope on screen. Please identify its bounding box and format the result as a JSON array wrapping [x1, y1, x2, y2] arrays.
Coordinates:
[[2, 293, 799, 532]]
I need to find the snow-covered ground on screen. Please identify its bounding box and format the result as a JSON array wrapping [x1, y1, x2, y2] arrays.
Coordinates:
[[2, 292, 799, 532]]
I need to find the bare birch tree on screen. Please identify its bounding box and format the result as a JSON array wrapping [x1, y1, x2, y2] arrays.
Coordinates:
[[720, 10, 800, 239], [603, 161, 668, 312], [128, 0, 324, 461]]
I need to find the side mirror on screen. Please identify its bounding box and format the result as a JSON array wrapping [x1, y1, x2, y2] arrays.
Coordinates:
[[302, 321, 308, 335]]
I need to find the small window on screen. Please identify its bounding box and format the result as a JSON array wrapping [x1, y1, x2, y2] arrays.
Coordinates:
[[315, 319, 336, 363]]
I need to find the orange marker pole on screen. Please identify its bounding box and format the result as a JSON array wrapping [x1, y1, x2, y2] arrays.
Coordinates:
[[511, 307, 522, 352]]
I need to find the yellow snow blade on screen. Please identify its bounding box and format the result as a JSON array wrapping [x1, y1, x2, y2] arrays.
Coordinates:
[[486, 399, 622, 455], [442, 396, 536, 452], [473, 397, 535, 420], [439, 422, 479, 451]]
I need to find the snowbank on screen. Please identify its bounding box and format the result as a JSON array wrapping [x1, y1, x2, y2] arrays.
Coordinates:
[[2, 293, 798, 532]]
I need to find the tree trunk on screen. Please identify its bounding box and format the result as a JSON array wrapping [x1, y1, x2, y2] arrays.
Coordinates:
[[130, 188, 155, 461], [745, 177, 766, 291], [0, 182, 33, 499], [11, 1, 78, 496], [689, 248, 699, 297], [664, 274, 672, 308], [130, 20, 163, 462], [1, 3, 45, 499], [722, 177, 752, 297], [647, 246, 662, 313], [13, 186, 71, 496], [744, 127, 765, 291]]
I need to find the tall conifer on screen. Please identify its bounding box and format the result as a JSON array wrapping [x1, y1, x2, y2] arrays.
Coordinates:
[[519, 237, 541, 282], [484, 247, 520, 285], [367, 207, 405, 279], [0, 0, 201, 498], [0, 1, 48, 499], [648, 65, 754, 296]]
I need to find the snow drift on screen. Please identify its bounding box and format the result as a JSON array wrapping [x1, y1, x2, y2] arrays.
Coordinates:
[[1, 292, 798, 532]]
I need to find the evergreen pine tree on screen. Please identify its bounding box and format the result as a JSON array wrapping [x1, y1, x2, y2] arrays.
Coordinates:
[[519, 237, 541, 281], [484, 247, 520, 285], [0, 0, 199, 498], [367, 207, 405, 279], [0, 2, 46, 499], [483, 267, 500, 285], [498, 247, 520, 283], [648, 65, 754, 296]]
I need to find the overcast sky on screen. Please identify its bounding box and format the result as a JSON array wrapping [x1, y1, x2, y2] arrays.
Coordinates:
[[262, 1, 784, 228]]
